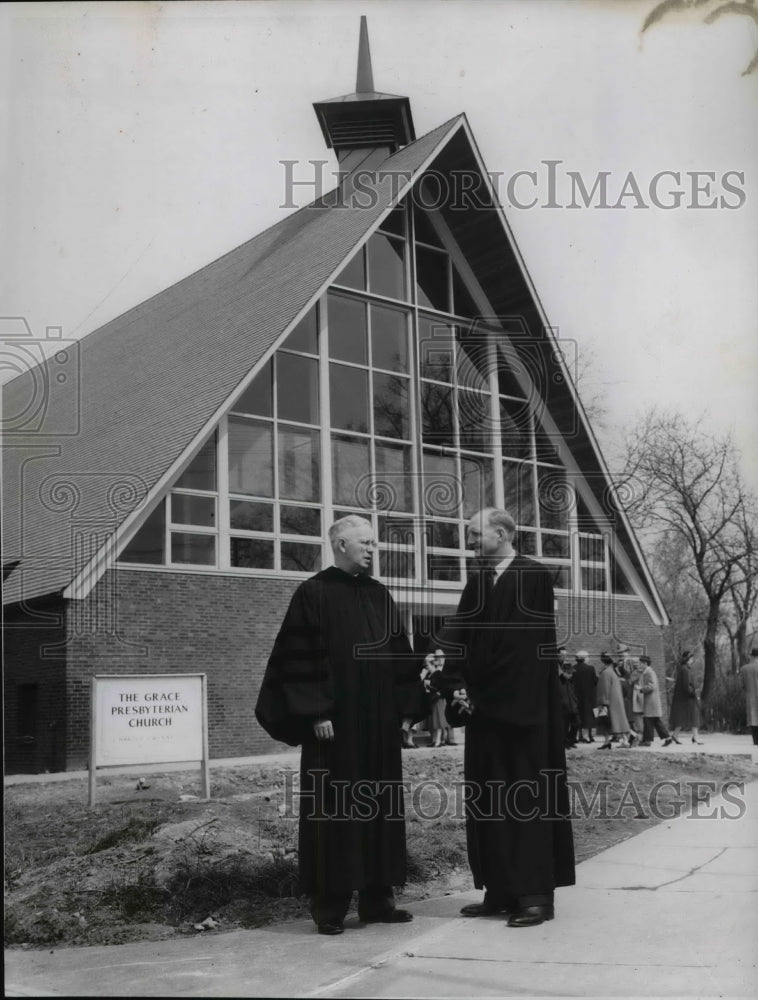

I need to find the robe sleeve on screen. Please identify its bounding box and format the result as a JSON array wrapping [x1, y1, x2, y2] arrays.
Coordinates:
[[254, 581, 334, 746]]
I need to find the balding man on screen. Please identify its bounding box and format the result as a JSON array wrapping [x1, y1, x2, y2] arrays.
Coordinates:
[[256, 515, 426, 935], [430, 508, 575, 927]]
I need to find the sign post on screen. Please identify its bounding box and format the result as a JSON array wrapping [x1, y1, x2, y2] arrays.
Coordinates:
[[88, 673, 210, 806]]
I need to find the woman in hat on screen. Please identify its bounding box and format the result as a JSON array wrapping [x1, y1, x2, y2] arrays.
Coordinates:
[[668, 651, 703, 744]]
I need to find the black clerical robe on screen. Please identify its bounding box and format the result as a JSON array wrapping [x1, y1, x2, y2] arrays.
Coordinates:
[[255, 566, 426, 894], [433, 556, 575, 899]]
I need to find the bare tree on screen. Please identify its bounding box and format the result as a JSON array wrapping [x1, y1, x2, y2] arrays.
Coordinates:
[[619, 410, 755, 701], [721, 499, 758, 669]]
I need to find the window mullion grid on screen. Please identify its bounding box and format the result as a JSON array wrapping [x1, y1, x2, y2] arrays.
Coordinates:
[[409, 205, 430, 587], [272, 356, 281, 570]]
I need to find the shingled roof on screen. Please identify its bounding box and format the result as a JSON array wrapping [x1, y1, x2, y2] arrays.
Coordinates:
[[2, 117, 463, 606]]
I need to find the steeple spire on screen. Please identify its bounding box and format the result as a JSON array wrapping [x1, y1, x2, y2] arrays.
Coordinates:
[[355, 16, 375, 93], [313, 17, 415, 156]]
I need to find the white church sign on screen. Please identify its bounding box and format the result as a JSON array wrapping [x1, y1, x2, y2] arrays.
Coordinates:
[[89, 673, 209, 805]]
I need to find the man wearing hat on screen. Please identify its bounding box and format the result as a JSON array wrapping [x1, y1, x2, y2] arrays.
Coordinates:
[[573, 651, 597, 743], [638, 655, 673, 746]]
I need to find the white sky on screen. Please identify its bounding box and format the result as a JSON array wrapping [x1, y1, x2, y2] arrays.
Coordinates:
[[2, 0, 756, 487]]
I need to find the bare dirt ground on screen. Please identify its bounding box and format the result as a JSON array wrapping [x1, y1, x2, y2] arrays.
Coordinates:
[[5, 747, 754, 950]]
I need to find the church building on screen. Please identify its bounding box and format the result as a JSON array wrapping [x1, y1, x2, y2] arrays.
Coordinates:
[[3, 19, 668, 773]]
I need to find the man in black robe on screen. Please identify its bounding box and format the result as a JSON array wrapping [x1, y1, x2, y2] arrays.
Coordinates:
[[430, 507, 575, 927], [255, 515, 427, 936]]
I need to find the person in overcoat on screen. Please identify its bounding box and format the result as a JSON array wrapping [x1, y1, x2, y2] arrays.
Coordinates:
[[638, 655, 675, 745], [596, 653, 636, 748], [572, 651, 597, 742], [669, 650, 703, 744]]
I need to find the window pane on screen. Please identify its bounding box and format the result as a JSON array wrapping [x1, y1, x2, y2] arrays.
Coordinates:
[[281, 542, 322, 573], [380, 550, 415, 579], [233, 362, 272, 417], [456, 332, 490, 392], [378, 515, 415, 546], [280, 505, 321, 536], [503, 461, 535, 526], [228, 418, 273, 497], [418, 317, 454, 381], [171, 532, 216, 566], [547, 564, 572, 590], [368, 233, 405, 299], [374, 441, 414, 512], [330, 364, 369, 433], [379, 205, 406, 238], [427, 553, 462, 582], [421, 382, 454, 447], [535, 418, 561, 464], [283, 307, 318, 354], [371, 305, 408, 373], [517, 529, 537, 555], [461, 456, 494, 519], [121, 502, 165, 564], [230, 499, 273, 532], [231, 537, 274, 568], [373, 372, 410, 439], [538, 468, 571, 531], [497, 343, 528, 399], [175, 434, 216, 491], [334, 248, 366, 291], [580, 535, 605, 562], [276, 353, 319, 424], [581, 565, 607, 592], [171, 493, 215, 527], [423, 450, 460, 517], [416, 245, 450, 312], [328, 293, 367, 364], [278, 427, 320, 502], [543, 532, 571, 558], [332, 435, 371, 508], [458, 389, 493, 452], [610, 548, 636, 596], [500, 398, 532, 460], [428, 520, 460, 549], [414, 207, 443, 247], [453, 269, 478, 317]]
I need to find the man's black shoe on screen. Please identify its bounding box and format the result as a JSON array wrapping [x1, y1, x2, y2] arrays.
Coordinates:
[[359, 908, 413, 924], [507, 905, 554, 927], [460, 899, 516, 917], [317, 922, 344, 935]]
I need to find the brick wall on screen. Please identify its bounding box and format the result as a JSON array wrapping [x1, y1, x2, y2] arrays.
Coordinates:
[[6, 569, 667, 773], [3, 598, 68, 774], [64, 568, 301, 769], [555, 593, 668, 707]]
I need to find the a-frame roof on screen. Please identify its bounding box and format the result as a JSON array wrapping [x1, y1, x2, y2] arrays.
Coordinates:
[[1, 117, 461, 606], [2, 112, 668, 623]]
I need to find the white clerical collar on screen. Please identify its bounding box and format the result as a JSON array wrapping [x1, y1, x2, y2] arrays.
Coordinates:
[[493, 551, 517, 581]]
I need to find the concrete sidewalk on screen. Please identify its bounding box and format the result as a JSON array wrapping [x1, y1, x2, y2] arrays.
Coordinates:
[[6, 776, 757, 999]]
